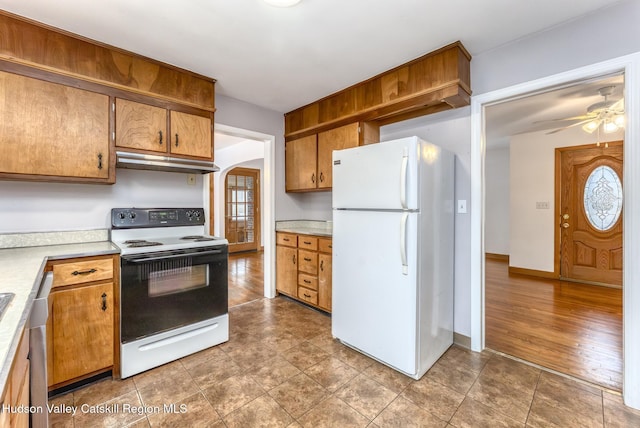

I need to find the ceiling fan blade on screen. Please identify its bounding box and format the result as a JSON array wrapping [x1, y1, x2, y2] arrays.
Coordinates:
[[609, 98, 624, 112], [546, 118, 597, 134], [533, 114, 594, 124]]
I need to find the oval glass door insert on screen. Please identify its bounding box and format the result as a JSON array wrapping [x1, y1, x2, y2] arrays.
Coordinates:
[[583, 165, 623, 231]]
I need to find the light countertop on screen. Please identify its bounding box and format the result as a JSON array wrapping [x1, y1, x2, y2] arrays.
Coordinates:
[[275, 220, 332, 237], [0, 232, 119, 398]]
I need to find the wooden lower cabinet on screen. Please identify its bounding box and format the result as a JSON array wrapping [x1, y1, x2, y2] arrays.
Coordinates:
[[0, 327, 29, 428], [276, 233, 298, 297], [276, 232, 332, 312], [47, 255, 118, 389]]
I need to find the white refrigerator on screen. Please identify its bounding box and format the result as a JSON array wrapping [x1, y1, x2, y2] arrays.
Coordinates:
[[331, 136, 454, 380]]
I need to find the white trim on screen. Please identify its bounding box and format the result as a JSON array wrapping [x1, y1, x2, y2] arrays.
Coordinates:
[[470, 52, 640, 409], [213, 123, 277, 299]]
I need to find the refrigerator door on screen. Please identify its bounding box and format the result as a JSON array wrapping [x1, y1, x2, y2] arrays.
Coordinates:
[[332, 137, 419, 210], [332, 209, 419, 376]]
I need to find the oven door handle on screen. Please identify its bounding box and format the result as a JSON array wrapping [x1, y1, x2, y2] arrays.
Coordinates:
[[125, 249, 223, 263]]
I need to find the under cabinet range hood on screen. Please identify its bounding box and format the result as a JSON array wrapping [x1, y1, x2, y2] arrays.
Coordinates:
[[116, 151, 220, 174]]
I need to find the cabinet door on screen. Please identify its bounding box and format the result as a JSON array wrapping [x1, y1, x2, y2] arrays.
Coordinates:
[[285, 135, 317, 191], [317, 122, 360, 189], [49, 282, 114, 386], [276, 245, 298, 297], [170, 110, 213, 159], [115, 98, 167, 153], [0, 71, 110, 180], [318, 253, 332, 312]]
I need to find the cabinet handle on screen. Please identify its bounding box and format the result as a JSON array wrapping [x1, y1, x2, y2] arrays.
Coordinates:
[[304, 279, 311, 284], [292, 254, 296, 265], [304, 257, 312, 262], [175, 133, 179, 147], [283, 238, 290, 242], [319, 172, 324, 183], [304, 293, 311, 298], [72, 268, 97, 276], [101, 293, 107, 311], [311, 173, 315, 183], [97, 153, 103, 170], [320, 260, 324, 271], [303, 241, 311, 245], [159, 130, 163, 145]]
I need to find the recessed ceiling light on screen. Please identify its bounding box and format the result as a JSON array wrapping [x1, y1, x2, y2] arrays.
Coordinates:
[[263, 0, 302, 7]]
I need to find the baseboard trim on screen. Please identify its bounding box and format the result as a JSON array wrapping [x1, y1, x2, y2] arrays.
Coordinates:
[[485, 253, 509, 262], [453, 332, 471, 349], [508, 266, 557, 279]]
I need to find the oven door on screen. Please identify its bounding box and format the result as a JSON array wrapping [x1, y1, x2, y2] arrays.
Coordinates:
[[120, 245, 228, 343]]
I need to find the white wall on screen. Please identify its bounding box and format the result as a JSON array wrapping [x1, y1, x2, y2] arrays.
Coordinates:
[[509, 126, 623, 271], [0, 169, 203, 233], [485, 147, 510, 255]]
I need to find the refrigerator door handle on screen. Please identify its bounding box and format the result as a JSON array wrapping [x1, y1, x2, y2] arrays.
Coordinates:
[[400, 212, 408, 275], [400, 147, 408, 209]]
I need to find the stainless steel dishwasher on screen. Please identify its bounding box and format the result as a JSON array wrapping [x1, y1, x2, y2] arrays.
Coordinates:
[[29, 272, 52, 428]]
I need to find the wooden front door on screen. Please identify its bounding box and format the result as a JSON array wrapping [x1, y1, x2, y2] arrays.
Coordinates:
[[225, 168, 260, 253], [557, 141, 623, 286]]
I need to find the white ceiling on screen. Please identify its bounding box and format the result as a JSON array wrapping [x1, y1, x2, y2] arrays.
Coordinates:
[[0, 0, 626, 114], [486, 73, 625, 148]]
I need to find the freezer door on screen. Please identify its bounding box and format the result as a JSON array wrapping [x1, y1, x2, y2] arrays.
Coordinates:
[[332, 209, 419, 376], [332, 137, 419, 210]]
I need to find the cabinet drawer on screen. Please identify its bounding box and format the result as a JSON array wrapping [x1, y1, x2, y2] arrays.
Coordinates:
[[298, 273, 318, 290], [318, 238, 332, 253], [298, 250, 318, 274], [276, 232, 297, 248], [298, 287, 318, 305], [298, 236, 318, 251], [52, 258, 113, 287]]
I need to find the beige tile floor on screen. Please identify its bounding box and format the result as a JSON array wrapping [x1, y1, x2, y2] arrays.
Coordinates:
[[49, 297, 640, 427]]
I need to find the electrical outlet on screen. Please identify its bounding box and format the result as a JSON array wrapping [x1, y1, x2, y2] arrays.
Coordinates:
[[187, 174, 196, 185], [536, 201, 550, 209]]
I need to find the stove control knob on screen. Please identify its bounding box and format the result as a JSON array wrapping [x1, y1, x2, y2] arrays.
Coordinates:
[[118, 212, 126, 220], [129, 212, 136, 219], [194, 211, 201, 218]]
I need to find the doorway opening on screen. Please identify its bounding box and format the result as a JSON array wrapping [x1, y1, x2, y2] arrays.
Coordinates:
[[482, 74, 625, 390]]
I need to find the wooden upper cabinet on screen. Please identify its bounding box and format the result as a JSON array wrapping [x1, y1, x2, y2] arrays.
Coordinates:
[[170, 110, 213, 159], [285, 135, 318, 192], [0, 71, 112, 182], [115, 99, 167, 152], [286, 121, 379, 192], [116, 99, 213, 160], [317, 122, 360, 189], [284, 41, 470, 140]]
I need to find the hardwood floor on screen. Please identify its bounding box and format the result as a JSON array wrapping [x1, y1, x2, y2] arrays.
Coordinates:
[[485, 257, 623, 390], [228, 250, 265, 307]]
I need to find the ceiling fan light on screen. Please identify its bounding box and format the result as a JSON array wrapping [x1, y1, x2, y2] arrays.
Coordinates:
[[603, 119, 619, 133], [614, 114, 625, 128], [582, 121, 599, 134], [263, 0, 301, 7]]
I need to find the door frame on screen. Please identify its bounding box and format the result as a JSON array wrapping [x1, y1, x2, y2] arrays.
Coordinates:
[[470, 52, 640, 409], [208, 123, 276, 299], [224, 167, 261, 253]]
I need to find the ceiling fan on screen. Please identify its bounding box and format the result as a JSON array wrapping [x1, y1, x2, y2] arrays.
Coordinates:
[[543, 86, 625, 135]]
